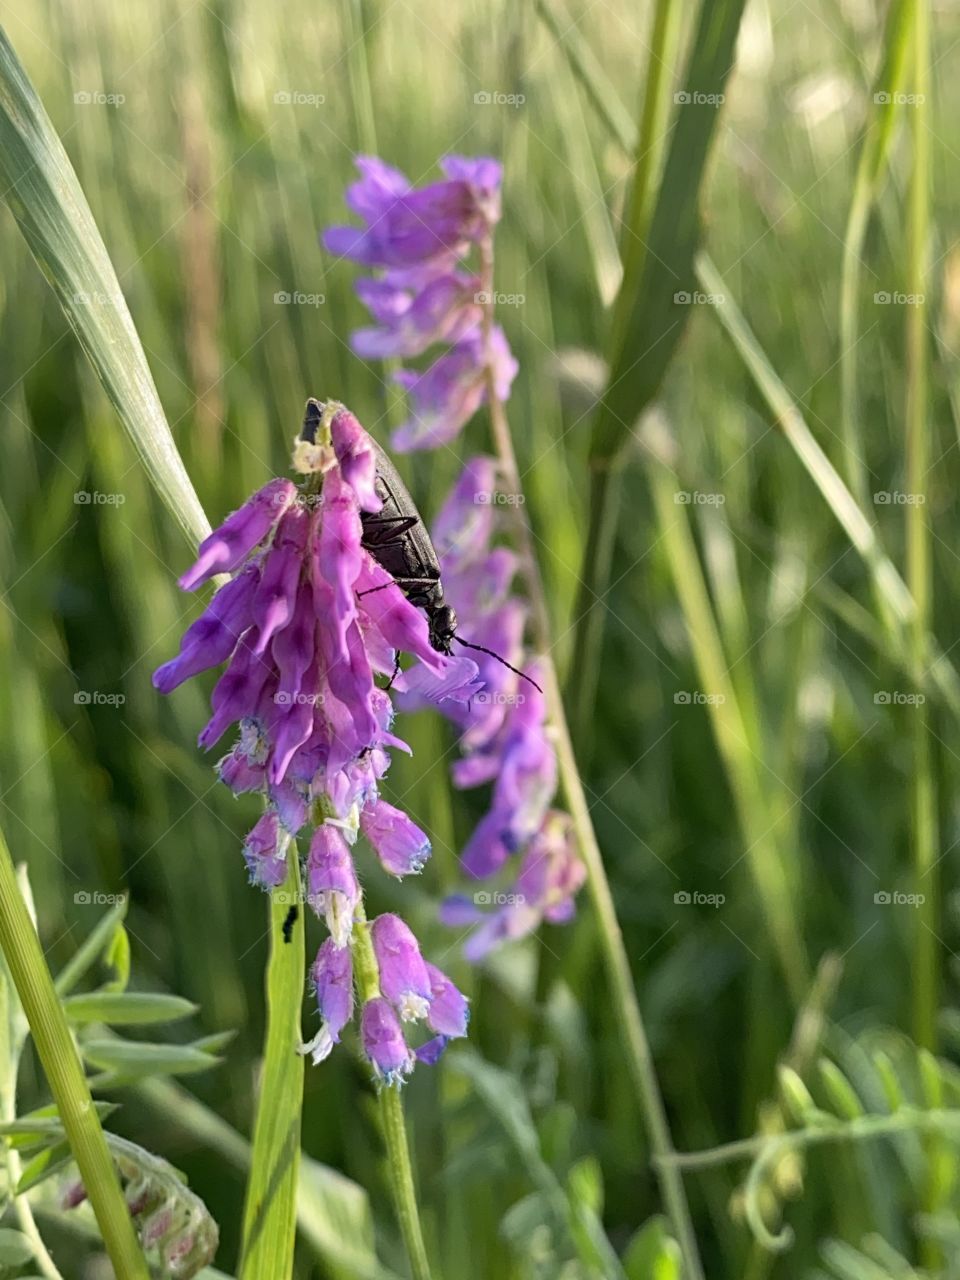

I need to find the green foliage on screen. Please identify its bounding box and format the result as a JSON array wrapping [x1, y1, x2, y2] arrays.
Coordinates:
[[0, 0, 958, 1277]]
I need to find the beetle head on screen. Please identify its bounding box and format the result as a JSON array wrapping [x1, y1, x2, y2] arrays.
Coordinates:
[[429, 603, 458, 655]]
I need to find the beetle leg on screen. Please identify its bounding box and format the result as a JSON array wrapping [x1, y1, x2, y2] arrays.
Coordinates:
[[360, 514, 420, 549]]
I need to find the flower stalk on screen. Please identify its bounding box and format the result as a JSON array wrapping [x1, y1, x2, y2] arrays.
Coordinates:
[[0, 830, 148, 1279], [351, 908, 432, 1280], [475, 238, 705, 1280]]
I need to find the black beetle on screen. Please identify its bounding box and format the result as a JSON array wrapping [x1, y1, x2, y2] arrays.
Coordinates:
[[299, 399, 540, 691]]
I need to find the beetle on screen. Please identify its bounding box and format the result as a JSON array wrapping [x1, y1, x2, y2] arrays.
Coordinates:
[[299, 399, 540, 692]]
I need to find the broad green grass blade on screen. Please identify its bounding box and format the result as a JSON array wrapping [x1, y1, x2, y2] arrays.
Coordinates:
[[238, 855, 304, 1280], [0, 25, 209, 548], [591, 0, 747, 467]]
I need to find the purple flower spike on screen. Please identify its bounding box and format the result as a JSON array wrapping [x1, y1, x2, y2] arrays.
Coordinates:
[[360, 799, 431, 877], [253, 506, 310, 653], [243, 810, 289, 889], [424, 962, 469, 1038], [352, 273, 482, 360], [370, 913, 432, 1021], [307, 824, 360, 946], [300, 938, 354, 1064], [153, 397, 478, 1070], [179, 478, 296, 591], [361, 997, 415, 1085], [152, 562, 260, 693]]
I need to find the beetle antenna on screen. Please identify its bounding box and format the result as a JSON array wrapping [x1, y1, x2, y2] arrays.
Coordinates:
[[454, 636, 544, 694]]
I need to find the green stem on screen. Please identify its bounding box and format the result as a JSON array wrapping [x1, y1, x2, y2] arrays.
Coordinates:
[[0, 832, 148, 1278], [477, 241, 705, 1280], [906, 0, 936, 1055], [352, 911, 432, 1280]]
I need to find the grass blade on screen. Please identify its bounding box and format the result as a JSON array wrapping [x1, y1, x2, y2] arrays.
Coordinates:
[[0, 25, 209, 548], [238, 856, 304, 1280]]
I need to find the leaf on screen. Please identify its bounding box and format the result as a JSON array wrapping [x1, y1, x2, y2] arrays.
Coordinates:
[[16, 1138, 73, 1193], [81, 1038, 220, 1079], [297, 1153, 393, 1280], [0, 27, 210, 548], [0, 1228, 35, 1266], [238, 854, 304, 1280], [63, 992, 199, 1026], [623, 1216, 682, 1280]]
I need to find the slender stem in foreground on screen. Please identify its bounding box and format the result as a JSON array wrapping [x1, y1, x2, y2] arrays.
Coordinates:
[[352, 909, 432, 1280], [0, 833, 148, 1279], [477, 242, 704, 1280], [906, 0, 937, 1055]]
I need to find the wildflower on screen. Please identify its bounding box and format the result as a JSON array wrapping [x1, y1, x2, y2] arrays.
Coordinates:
[[154, 398, 471, 1078], [323, 155, 517, 453], [326, 153, 585, 962]]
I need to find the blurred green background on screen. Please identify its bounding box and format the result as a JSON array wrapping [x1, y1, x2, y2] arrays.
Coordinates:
[[2, 0, 960, 1276]]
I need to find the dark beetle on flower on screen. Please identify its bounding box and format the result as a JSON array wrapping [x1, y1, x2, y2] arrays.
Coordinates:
[[300, 398, 540, 691]]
